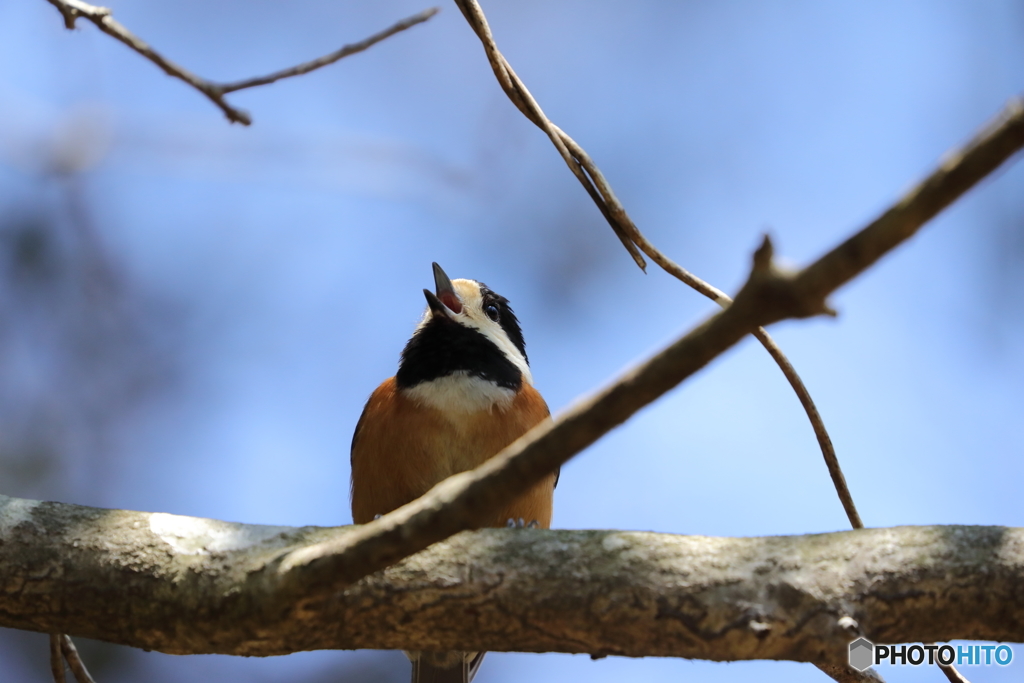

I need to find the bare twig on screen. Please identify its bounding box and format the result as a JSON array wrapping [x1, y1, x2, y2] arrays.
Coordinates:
[[218, 8, 440, 93], [60, 635, 97, 683], [257, 94, 1024, 609], [44, 0, 439, 125], [753, 327, 863, 528], [49, 634, 66, 683], [450, 0, 865, 529]]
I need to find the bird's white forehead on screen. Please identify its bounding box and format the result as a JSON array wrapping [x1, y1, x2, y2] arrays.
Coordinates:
[[451, 279, 483, 309], [415, 277, 532, 386]]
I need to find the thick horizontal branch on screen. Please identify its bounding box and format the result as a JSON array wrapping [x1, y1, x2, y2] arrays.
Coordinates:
[[45, 0, 438, 124], [1, 495, 1022, 660]]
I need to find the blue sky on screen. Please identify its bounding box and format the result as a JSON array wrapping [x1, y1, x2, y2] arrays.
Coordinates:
[[1, 1, 1022, 682]]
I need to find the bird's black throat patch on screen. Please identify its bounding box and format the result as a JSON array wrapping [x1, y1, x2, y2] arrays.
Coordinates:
[[396, 315, 523, 391]]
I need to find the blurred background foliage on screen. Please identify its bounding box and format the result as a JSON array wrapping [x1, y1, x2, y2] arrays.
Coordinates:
[[1, 1, 1022, 682]]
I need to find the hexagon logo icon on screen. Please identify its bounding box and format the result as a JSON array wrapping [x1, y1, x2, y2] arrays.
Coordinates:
[[849, 637, 874, 671]]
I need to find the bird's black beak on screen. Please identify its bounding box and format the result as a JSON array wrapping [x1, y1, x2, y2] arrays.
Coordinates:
[[423, 262, 463, 316]]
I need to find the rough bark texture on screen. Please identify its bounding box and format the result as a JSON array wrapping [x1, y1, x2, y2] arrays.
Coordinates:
[[2, 495, 1021, 662]]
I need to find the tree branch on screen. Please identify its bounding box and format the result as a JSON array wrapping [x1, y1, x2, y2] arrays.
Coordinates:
[[233, 94, 1024, 617], [2, 497, 1021, 661], [44, 0, 439, 125]]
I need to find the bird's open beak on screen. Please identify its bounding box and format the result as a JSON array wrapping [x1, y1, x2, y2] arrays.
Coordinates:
[[423, 262, 463, 316]]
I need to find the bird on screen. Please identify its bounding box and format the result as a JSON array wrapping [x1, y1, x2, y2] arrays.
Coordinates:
[[350, 262, 555, 683]]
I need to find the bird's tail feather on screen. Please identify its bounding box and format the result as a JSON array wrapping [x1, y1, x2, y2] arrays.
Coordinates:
[[411, 652, 486, 683]]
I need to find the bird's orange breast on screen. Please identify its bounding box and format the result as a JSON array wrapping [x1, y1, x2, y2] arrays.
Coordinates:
[[350, 377, 554, 528]]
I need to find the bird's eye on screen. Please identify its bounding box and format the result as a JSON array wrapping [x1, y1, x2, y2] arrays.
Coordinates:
[[484, 303, 500, 322]]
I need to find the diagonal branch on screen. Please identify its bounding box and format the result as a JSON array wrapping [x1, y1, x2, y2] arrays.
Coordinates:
[[444, 15, 1015, 683], [44, 0, 439, 125], [450, 0, 865, 529], [249, 94, 1024, 614], [2, 498, 1022, 661]]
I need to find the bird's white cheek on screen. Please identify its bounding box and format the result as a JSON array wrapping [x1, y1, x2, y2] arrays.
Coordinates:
[[402, 372, 515, 414], [458, 319, 533, 386]]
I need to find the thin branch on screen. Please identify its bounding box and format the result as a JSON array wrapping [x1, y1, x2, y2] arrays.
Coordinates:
[[3, 499, 1023, 661], [451, 0, 864, 529], [452, 1, 646, 268], [753, 327, 863, 528], [218, 8, 440, 93], [44, 0, 439, 125], [60, 636, 97, 683], [49, 634, 66, 683]]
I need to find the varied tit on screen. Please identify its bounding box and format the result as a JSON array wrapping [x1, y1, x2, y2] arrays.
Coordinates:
[[350, 263, 555, 683]]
